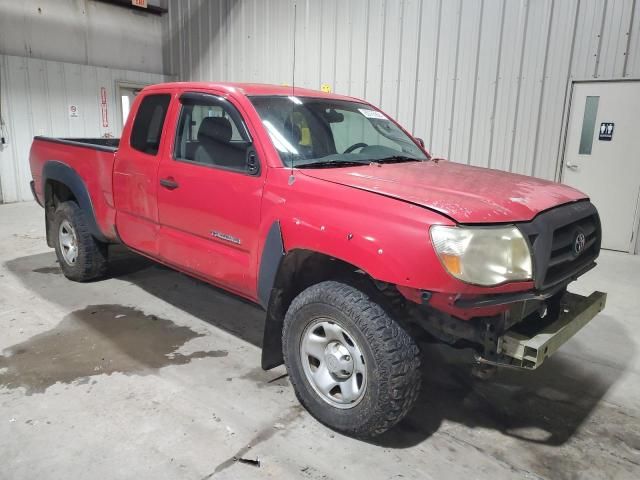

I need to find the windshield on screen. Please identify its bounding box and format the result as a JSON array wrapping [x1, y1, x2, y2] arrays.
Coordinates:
[[249, 96, 429, 168]]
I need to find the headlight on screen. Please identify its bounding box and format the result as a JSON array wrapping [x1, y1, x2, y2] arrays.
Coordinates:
[[430, 225, 532, 286]]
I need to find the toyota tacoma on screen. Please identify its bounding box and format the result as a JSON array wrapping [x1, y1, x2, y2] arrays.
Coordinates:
[[29, 82, 606, 437]]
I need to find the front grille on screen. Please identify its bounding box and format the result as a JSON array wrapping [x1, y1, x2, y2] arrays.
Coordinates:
[[518, 201, 601, 291]]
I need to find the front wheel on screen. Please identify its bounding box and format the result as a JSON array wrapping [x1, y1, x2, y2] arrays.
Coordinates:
[[283, 281, 421, 437]]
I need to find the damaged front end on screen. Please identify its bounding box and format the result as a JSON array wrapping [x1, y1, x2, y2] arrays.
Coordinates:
[[409, 288, 607, 370], [404, 199, 607, 370]]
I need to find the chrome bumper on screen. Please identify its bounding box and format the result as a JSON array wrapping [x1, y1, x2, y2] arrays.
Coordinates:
[[480, 291, 606, 370]]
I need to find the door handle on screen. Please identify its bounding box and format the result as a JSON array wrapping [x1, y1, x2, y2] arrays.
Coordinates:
[[159, 177, 179, 190], [566, 162, 579, 171]]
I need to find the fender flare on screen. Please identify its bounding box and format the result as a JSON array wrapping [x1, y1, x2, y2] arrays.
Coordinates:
[[257, 221, 286, 309], [258, 222, 364, 370], [257, 221, 287, 370], [42, 161, 108, 243]]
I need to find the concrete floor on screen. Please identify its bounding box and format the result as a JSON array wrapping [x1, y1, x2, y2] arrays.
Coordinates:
[[1, 201, 639, 480]]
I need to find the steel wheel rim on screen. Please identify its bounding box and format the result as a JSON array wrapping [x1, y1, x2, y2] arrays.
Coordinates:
[[58, 220, 79, 265], [300, 318, 367, 409]]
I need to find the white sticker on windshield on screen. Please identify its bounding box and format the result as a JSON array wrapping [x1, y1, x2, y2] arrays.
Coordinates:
[[358, 108, 388, 120]]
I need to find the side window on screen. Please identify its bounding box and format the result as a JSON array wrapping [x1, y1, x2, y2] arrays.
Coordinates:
[[130, 94, 171, 155], [174, 96, 251, 172]]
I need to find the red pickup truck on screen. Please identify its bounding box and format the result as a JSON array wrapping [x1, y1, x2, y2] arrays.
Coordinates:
[[29, 82, 606, 437]]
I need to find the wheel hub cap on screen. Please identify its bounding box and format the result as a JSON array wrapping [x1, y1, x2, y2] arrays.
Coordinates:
[[324, 342, 353, 379], [58, 220, 79, 265], [300, 320, 367, 409]]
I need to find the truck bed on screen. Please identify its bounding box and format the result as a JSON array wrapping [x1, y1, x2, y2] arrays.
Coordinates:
[[29, 136, 120, 242]]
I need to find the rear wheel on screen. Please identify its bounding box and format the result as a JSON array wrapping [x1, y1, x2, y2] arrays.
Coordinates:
[[283, 281, 421, 437], [52, 201, 108, 281]]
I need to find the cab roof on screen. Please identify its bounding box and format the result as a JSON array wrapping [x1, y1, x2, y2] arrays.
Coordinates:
[[144, 82, 365, 103]]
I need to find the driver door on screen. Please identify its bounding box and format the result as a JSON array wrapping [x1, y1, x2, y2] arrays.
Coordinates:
[[156, 92, 264, 297]]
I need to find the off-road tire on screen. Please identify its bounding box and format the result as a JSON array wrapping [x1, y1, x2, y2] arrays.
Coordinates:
[[283, 281, 421, 437], [53, 201, 108, 281]]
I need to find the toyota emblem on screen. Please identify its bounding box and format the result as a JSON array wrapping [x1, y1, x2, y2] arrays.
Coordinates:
[[573, 231, 586, 256]]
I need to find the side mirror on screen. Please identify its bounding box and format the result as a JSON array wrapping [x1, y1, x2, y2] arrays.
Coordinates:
[[246, 148, 260, 175], [415, 137, 425, 148]]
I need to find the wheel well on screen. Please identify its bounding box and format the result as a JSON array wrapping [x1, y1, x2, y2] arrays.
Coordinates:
[[44, 180, 76, 247], [274, 249, 353, 308], [261, 249, 404, 370]]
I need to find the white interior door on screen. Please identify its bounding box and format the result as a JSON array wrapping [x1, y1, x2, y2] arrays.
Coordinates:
[[116, 82, 148, 133], [563, 81, 640, 252]]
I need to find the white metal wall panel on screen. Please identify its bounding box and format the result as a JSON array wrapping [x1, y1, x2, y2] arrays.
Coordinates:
[[379, 0, 404, 116], [318, 0, 338, 94], [0, 55, 169, 203], [448, 0, 482, 164], [364, 0, 387, 106], [429, 0, 460, 158], [571, 1, 605, 79], [510, 0, 552, 175], [411, 0, 440, 141], [624, 0, 640, 76], [490, 0, 527, 172], [532, 0, 580, 180], [348, 0, 370, 100], [395, 0, 421, 128], [0, 0, 165, 75], [599, 0, 634, 77], [164, 0, 640, 182], [333, 0, 352, 97], [2, 57, 33, 203], [467, 0, 504, 169], [227, 0, 241, 82]]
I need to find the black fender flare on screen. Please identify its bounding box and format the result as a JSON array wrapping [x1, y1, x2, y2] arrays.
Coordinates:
[[42, 161, 108, 243], [257, 221, 287, 370]]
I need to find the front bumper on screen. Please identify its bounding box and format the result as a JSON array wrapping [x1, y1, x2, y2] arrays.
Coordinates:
[[478, 291, 606, 370]]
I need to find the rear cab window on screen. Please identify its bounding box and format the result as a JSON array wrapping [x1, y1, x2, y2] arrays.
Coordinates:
[[130, 94, 171, 155]]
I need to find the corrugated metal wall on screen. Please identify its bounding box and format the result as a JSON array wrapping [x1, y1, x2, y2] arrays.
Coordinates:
[[164, 0, 640, 181], [0, 55, 169, 203], [0, 0, 166, 75]]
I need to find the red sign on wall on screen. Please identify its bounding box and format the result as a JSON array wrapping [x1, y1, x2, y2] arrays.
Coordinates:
[[100, 87, 109, 128]]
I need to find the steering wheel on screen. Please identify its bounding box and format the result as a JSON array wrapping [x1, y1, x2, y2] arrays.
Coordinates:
[[344, 142, 369, 154]]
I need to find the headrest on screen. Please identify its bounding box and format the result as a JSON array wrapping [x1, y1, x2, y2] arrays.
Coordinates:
[[284, 119, 302, 144], [290, 124, 302, 144], [198, 116, 232, 143]]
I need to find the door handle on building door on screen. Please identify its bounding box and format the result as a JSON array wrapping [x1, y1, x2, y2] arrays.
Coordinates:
[[566, 162, 579, 171]]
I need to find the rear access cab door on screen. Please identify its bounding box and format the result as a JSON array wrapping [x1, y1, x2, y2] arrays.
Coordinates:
[[113, 91, 173, 255]]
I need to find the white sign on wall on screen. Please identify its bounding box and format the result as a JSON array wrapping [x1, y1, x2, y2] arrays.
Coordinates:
[[68, 105, 79, 119]]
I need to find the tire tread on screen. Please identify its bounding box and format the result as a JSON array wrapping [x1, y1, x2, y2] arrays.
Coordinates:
[[283, 280, 421, 437], [53, 201, 108, 282]]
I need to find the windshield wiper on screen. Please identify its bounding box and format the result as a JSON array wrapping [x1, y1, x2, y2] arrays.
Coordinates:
[[295, 156, 424, 169], [297, 160, 371, 169], [373, 155, 423, 164]]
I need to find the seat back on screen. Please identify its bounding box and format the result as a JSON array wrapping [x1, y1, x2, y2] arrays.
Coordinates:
[[194, 117, 246, 169]]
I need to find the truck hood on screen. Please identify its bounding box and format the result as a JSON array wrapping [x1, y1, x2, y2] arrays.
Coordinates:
[[299, 161, 588, 223]]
